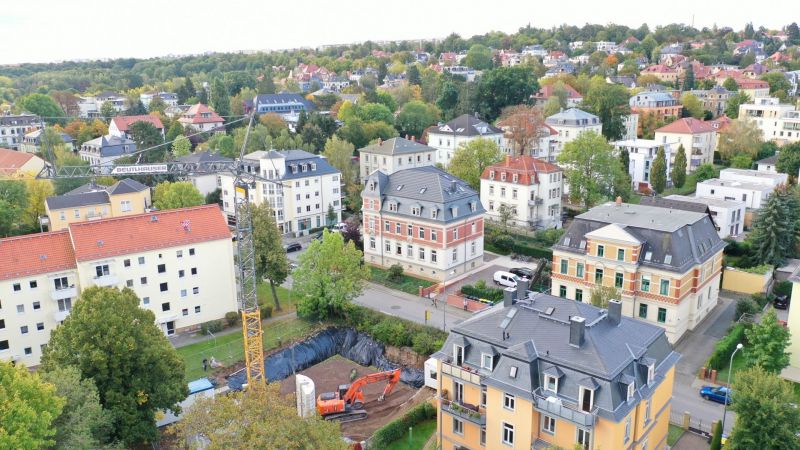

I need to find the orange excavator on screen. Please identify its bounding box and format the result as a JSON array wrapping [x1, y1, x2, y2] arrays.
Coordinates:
[[316, 368, 401, 422]]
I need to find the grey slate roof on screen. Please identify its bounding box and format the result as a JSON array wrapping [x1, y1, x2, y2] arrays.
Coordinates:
[[363, 166, 484, 224], [545, 108, 601, 127], [248, 93, 316, 112], [358, 137, 436, 156], [82, 135, 137, 158], [429, 114, 503, 137], [0, 114, 40, 127], [756, 154, 778, 165], [175, 150, 233, 165], [107, 178, 149, 195], [434, 295, 680, 423], [46, 178, 148, 210], [640, 196, 711, 215], [242, 149, 339, 181], [555, 202, 726, 273]]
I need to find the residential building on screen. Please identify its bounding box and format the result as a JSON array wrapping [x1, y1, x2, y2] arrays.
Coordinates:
[[783, 266, 800, 382], [108, 115, 165, 140], [246, 93, 315, 117], [613, 139, 674, 191], [358, 137, 436, 181], [739, 97, 800, 146], [78, 135, 137, 172], [0, 113, 42, 151], [622, 114, 639, 141], [77, 92, 126, 119], [0, 205, 238, 366], [178, 104, 225, 133], [689, 86, 731, 117], [719, 167, 788, 187], [756, 153, 778, 173], [607, 75, 637, 88], [480, 155, 563, 229], [362, 166, 484, 281], [521, 45, 548, 58], [640, 65, 679, 84], [695, 168, 787, 210], [426, 115, 504, 167], [174, 151, 232, 195], [433, 294, 679, 450], [220, 150, 342, 235], [140, 92, 179, 108], [663, 195, 745, 238], [543, 63, 576, 78], [0, 148, 46, 178], [552, 201, 725, 342], [654, 118, 717, 169], [20, 129, 74, 154], [442, 66, 478, 82], [532, 84, 583, 108], [629, 92, 683, 135], [545, 108, 603, 158], [735, 79, 770, 100], [45, 179, 152, 231]]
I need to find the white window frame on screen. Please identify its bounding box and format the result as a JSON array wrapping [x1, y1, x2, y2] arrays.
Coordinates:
[[503, 392, 515, 411], [624, 416, 631, 442], [647, 364, 655, 385], [452, 416, 464, 435], [542, 415, 556, 434], [481, 353, 493, 369], [502, 422, 515, 445], [544, 374, 558, 393], [627, 382, 635, 401]]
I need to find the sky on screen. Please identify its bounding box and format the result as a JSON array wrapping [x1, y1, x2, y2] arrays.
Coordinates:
[[2, 0, 796, 65]]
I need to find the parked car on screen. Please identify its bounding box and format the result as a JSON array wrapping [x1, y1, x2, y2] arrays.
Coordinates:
[[494, 271, 522, 288], [284, 242, 302, 253], [311, 231, 324, 241], [774, 295, 790, 310], [330, 222, 347, 233], [700, 386, 732, 404], [509, 267, 534, 280]]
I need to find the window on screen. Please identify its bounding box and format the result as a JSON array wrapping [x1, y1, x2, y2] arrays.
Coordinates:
[[627, 382, 635, 401], [576, 263, 584, 278], [121, 200, 132, 212], [544, 374, 558, 392], [452, 417, 464, 435], [191, 268, 198, 276], [453, 228, 459, 240], [160, 282, 168, 292], [644, 399, 651, 423], [24, 347, 32, 355], [481, 353, 493, 369], [647, 364, 655, 384], [641, 276, 650, 292], [576, 429, 591, 450], [126, 279, 134, 288], [157, 264, 166, 273], [579, 386, 594, 412], [418, 248, 425, 260], [179, 269, 185, 278], [559, 285, 567, 298], [594, 268, 603, 284], [95, 264, 110, 278], [193, 287, 199, 295], [21, 325, 29, 334], [406, 244, 413, 257], [624, 417, 631, 442], [138, 256, 145, 265], [385, 240, 391, 252], [57, 298, 71, 312], [542, 415, 556, 434], [195, 306, 201, 313], [453, 380, 464, 403], [384, 221, 390, 232], [162, 302, 170, 311], [124, 259, 131, 267], [407, 224, 413, 236], [452, 249, 457, 262], [32, 301, 40, 310], [512, 189, 518, 199], [369, 237, 376, 250], [411, 206, 421, 216], [182, 308, 189, 316], [503, 393, 515, 411], [36, 322, 44, 331], [453, 344, 464, 366], [181, 289, 187, 298], [481, 387, 487, 407], [29, 280, 37, 289], [395, 223, 401, 234], [431, 209, 438, 219], [142, 297, 150, 305], [74, 209, 80, 218], [0, 319, 4, 329], [177, 250, 183, 258], [140, 277, 148, 285], [560, 259, 568, 274], [418, 227, 425, 239], [597, 245, 604, 257], [615, 272, 623, 288], [431, 230, 438, 241], [431, 250, 438, 263], [0, 340, 8, 351], [503, 422, 515, 445], [657, 307, 667, 323], [54, 277, 69, 290], [639, 303, 648, 319], [617, 248, 625, 260], [480, 427, 486, 446], [660, 279, 669, 296], [575, 289, 583, 302]]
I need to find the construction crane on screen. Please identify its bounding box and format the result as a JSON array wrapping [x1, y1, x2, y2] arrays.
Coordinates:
[[33, 108, 271, 388], [316, 368, 401, 422]]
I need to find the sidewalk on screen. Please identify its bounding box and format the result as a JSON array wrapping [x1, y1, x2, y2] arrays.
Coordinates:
[[169, 311, 298, 349]]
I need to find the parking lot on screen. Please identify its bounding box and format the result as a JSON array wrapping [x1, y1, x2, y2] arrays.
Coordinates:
[[446, 260, 540, 293]]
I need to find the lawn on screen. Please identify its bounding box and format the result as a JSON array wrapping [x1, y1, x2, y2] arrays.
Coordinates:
[[662, 172, 700, 196], [714, 350, 747, 385], [177, 316, 319, 381], [667, 424, 685, 446], [257, 282, 300, 315], [385, 419, 437, 450], [370, 266, 434, 296]]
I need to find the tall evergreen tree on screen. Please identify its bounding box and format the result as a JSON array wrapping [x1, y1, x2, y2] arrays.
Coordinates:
[[750, 189, 790, 265], [619, 148, 630, 174], [683, 65, 695, 91], [406, 64, 421, 86], [650, 147, 667, 193], [672, 144, 687, 188], [210, 79, 231, 117], [257, 70, 276, 94]]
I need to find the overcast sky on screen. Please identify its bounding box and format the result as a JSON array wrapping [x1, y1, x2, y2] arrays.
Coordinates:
[[2, 0, 795, 65]]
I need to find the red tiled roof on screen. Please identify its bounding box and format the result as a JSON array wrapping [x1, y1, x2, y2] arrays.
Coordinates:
[[735, 78, 769, 89], [711, 115, 733, 132], [655, 118, 715, 134], [642, 64, 677, 74], [180, 104, 225, 124], [0, 231, 76, 281], [481, 155, 561, 185], [0, 148, 36, 175], [69, 205, 230, 262], [535, 84, 582, 99], [111, 115, 164, 132]]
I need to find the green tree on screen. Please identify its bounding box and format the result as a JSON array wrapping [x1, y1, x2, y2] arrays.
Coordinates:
[[749, 190, 792, 266], [776, 142, 800, 176], [558, 131, 626, 208], [728, 366, 800, 450], [582, 83, 631, 140], [23, 178, 54, 231], [396, 100, 438, 139], [0, 180, 28, 237], [153, 181, 204, 210], [129, 121, 166, 163], [542, 96, 562, 117], [761, 72, 792, 99], [717, 119, 762, 161], [725, 91, 750, 118], [293, 230, 369, 320], [358, 102, 394, 125], [730, 154, 753, 169], [723, 77, 739, 92], [125, 99, 147, 116], [40, 366, 112, 449], [173, 382, 346, 450], [327, 204, 337, 225], [680, 92, 704, 118], [447, 137, 502, 190], [166, 121, 184, 143], [744, 309, 792, 373], [41, 287, 187, 446], [375, 90, 398, 112], [257, 69, 276, 94], [322, 135, 356, 188], [590, 286, 619, 308], [18, 93, 65, 122], [210, 78, 231, 118], [406, 64, 421, 86], [474, 66, 538, 121], [252, 203, 290, 312], [709, 421, 723, 450], [672, 144, 687, 188], [650, 147, 667, 193], [147, 96, 167, 114], [683, 65, 695, 90], [0, 360, 64, 449], [694, 163, 718, 182], [171, 135, 192, 157], [100, 101, 117, 120], [464, 44, 493, 70], [436, 81, 460, 119]]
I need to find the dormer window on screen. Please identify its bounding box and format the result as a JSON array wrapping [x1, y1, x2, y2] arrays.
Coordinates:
[[311, 163, 317, 170], [369, 182, 375, 191], [481, 353, 493, 370], [512, 174, 518, 183], [451, 206, 458, 217], [627, 382, 635, 401], [453, 344, 464, 366], [301, 164, 308, 172], [647, 364, 655, 385], [411, 206, 421, 216], [544, 374, 558, 393], [501, 172, 507, 181], [388, 202, 398, 212], [489, 170, 495, 180], [470, 202, 477, 213], [431, 209, 439, 219]]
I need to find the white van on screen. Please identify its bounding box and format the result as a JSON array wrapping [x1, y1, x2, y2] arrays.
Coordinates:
[[330, 222, 347, 232], [493, 271, 521, 288]]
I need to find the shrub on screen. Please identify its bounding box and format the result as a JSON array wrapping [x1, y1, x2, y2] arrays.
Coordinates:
[[224, 311, 239, 326], [735, 297, 760, 319], [371, 401, 436, 448], [535, 228, 565, 246], [200, 320, 224, 335], [371, 319, 411, 347], [388, 264, 404, 281], [342, 304, 447, 356], [260, 304, 274, 319], [491, 234, 514, 251], [741, 264, 772, 275], [723, 239, 750, 257], [751, 293, 771, 308], [774, 280, 793, 299], [412, 331, 445, 355], [707, 324, 747, 370], [461, 283, 504, 302]]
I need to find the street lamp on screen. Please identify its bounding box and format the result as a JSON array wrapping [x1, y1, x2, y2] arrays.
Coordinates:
[[721, 343, 743, 433]]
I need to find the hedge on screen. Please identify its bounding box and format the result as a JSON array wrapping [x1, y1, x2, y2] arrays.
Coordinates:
[[371, 401, 436, 447], [740, 264, 771, 275], [461, 283, 504, 303], [342, 304, 447, 355], [707, 324, 747, 370]]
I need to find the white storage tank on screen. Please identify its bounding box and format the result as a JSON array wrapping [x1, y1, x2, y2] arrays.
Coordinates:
[[295, 374, 316, 417]]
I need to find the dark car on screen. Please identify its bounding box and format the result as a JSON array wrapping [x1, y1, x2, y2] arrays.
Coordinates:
[[311, 231, 324, 241], [509, 267, 534, 280], [285, 242, 302, 253], [774, 295, 790, 310], [700, 386, 732, 405]]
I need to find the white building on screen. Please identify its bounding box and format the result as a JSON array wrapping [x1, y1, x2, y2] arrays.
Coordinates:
[[358, 137, 436, 182], [78, 91, 126, 119], [622, 114, 639, 141], [739, 97, 800, 146], [756, 153, 779, 173], [665, 195, 746, 238], [654, 118, 717, 170], [695, 170, 782, 210], [720, 167, 788, 187], [425, 114, 504, 167], [78, 135, 137, 172], [613, 139, 674, 191], [140, 92, 179, 108], [0, 113, 42, 151], [480, 155, 563, 229], [174, 151, 233, 196], [178, 104, 225, 133], [0, 205, 238, 366], [220, 150, 342, 235], [544, 108, 603, 158]]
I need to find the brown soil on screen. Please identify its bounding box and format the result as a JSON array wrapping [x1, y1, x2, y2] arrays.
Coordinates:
[[279, 355, 419, 441]]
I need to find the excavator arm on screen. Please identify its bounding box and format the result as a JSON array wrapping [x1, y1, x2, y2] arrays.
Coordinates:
[[343, 369, 401, 405]]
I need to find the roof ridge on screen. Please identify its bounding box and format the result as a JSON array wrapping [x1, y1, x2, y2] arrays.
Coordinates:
[[69, 204, 217, 228]]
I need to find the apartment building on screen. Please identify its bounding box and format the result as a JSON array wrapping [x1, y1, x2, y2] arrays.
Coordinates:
[[735, 79, 770, 101], [77, 91, 126, 119], [612, 139, 674, 191], [433, 293, 679, 450], [178, 103, 225, 133], [544, 108, 603, 159], [0, 147, 46, 178], [0, 205, 238, 366], [654, 118, 717, 169], [689, 86, 731, 117], [696, 168, 788, 209], [426, 115, 504, 167], [45, 179, 152, 231], [0, 113, 42, 151], [175, 151, 232, 195], [140, 92, 179, 108], [108, 115, 165, 140], [739, 97, 800, 146], [78, 135, 137, 171], [629, 92, 683, 136], [358, 137, 436, 182], [362, 166, 485, 282], [480, 155, 563, 229], [551, 201, 725, 342], [220, 149, 342, 235], [663, 195, 745, 238], [20, 129, 74, 154]]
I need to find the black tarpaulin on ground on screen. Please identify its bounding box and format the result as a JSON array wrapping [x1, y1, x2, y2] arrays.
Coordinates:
[[227, 327, 425, 390]]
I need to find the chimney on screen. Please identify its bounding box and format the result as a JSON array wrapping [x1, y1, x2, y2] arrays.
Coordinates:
[[569, 316, 585, 347], [378, 138, 383, 146], [451, 180, 457, 193], [608, 299, 622, 326], [615, 196, 622, 206], [516, 278, 529, 301], [503, 287, 516, 307], [411, 136, 416, 142]]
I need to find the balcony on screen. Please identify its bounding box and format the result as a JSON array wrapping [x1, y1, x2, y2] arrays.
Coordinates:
[[441, 398, 486, 426], [440, 357, 484, 385], [534, 394, 597, 428], [528, 198, 543, 206], [93, 275, 119, 287], [50, 285, 77, 301], [53, 310, 70, 322]]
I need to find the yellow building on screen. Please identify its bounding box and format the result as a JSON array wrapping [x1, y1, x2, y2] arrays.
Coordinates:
[[434, 293, 679, 450], [782, 267, 800, 382], [45, 178, 152, 231], [551, 201, 725, 343]]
